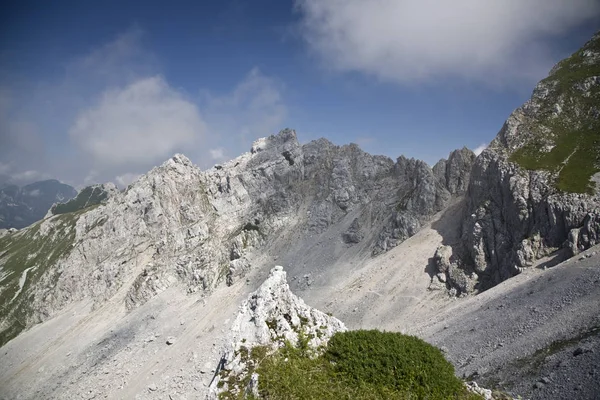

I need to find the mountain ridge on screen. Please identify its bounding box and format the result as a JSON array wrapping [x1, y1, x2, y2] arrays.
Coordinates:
[[0, 30, 599, 400]]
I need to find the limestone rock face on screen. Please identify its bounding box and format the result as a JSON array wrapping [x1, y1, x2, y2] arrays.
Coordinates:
[[0, 128, 475, 344], [208, 266, 346, 398], [451, 32, 600, 292]]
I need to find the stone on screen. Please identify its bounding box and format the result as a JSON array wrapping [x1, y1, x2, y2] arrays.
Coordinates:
[[448, 32, 600, 291], [465, 381, 493, 399], [207, 266, 346, 399]]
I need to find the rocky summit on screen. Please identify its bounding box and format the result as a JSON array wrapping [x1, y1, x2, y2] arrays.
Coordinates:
[[0, 32, 599, 400]]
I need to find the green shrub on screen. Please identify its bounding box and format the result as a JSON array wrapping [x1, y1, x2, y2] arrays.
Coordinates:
[[254, 330, 481, 400]]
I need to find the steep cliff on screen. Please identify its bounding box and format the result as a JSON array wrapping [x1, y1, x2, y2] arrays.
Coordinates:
[[447, 32, 600, 292]]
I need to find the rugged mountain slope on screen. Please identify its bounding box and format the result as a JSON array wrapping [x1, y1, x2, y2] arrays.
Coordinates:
[[0, 130, 473, 347], [443, 32, 600, 292], [0, 180, 77, 229], [49, 183, 118, 216], [1, 29, 598, 400]]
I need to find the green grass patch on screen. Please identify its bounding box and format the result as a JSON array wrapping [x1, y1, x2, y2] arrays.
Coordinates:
[[222, 330, 481, 400], [0, 209, 84, 347], [510, 123, 599, 194]]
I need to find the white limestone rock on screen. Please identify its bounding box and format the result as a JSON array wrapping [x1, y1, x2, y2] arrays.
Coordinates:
[[208, 266, 346, 399]]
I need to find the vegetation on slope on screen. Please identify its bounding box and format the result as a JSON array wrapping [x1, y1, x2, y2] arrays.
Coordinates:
[[51, 185, 109, 215], [509, 34, 600, 194], [0, 209, 88, 346], [220, 330, 481, 400]]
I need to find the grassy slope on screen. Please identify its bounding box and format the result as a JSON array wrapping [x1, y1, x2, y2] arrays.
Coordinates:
[[52, 185, 109, 215], [0, 208, 93, 346], [510, 35, 600, 194]]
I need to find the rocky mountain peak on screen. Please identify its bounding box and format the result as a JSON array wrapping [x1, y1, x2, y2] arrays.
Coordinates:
[[251, 128, 299, 154], [0, 124, 475, 346], [445, 31, 600, 292]]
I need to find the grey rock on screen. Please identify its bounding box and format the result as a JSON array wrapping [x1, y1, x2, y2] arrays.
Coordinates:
[[434, 147, 477, 196], [342, 218, 364, 244], [1, 128, 477, 336], [449, 33, 600, 291], [434, 245, 453, 273], [208, 266, 346, 399]]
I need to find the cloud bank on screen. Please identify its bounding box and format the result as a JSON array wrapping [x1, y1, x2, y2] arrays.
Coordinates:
[[296, 0, 600, 85], [70, 76, 206, 168]]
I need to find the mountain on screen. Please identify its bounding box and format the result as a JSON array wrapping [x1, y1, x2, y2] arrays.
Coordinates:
[[0, 32, 599, 400], [0, 180, 77, 230], [437, 32, 600, 293], [0, 130, 474, 347]]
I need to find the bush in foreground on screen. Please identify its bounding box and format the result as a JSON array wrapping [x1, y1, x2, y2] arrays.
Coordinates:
[[253, 330, 481, 399]]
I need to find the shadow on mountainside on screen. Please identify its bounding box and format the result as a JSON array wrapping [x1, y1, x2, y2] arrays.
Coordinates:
[[430, 198, 467, 247]]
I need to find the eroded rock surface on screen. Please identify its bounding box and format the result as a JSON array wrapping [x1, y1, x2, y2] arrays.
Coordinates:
[[208, 266, 346, 399], [448, 32, 600, 292], [0, 129, 474, 344]]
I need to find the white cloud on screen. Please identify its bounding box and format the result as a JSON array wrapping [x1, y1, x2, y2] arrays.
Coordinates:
[[27, 189, 41, 197], [68, 26, 156, 86], [209, 148, 225, 160], [204, 68, 286, 139], [11, 170, 50, 183], [70, 76, 207, 168], [296, 0, 600, 85], [115, 173, 141, 187], [0, 162, 11, 176], [473, 143, 487, 156]]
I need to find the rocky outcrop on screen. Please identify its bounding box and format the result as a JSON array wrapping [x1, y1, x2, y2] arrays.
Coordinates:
[[450, 32, 600, 292], [0, 128, 475, 345], [49, 183, 118, 216], [434, 147, 477, 196], [372, 151, 475, 255], [208, 266, 346, 399]]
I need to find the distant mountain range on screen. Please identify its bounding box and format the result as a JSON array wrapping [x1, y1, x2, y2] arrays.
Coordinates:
[[0, 180, 77, 229]]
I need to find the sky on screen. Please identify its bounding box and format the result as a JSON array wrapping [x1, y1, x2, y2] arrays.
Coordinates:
[[1, 0, 599, 188]]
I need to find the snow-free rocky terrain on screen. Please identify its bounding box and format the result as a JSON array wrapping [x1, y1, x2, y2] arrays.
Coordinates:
[[0, 32, 599, 399]]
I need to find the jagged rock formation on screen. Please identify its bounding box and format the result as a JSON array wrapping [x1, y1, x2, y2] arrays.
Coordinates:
[[0, 180, 77, 229], [449, 32, 600, 292], [48, 183, 118, 216], [0, 129, 474, 345], [208, 266, 346, 398]]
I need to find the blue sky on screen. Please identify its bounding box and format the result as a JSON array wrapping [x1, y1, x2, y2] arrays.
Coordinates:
[[1, 0, 599, 187]]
